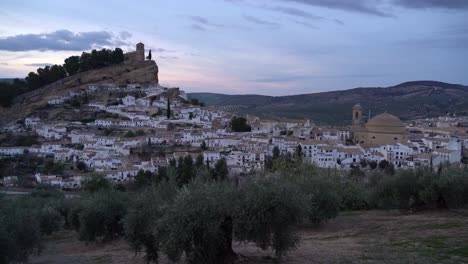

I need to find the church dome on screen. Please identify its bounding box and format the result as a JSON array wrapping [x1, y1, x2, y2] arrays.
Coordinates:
[[366, 112, 406, 133]]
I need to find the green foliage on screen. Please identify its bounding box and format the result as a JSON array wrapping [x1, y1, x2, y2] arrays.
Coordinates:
[[230, 116, 251, 132], [214, 157, 228, 181], [235, 177, 304, 258], [177, 155, 194, 186], [135, 170, 154, 188], [63, 55, 80, 76], [124, 181, 178, 263], [25, 64, 67, 90], [379, 160, 389, 169], [0, 187, 67, 263], [124, 130, 136, 137], [195, 154, 205, 168], [76, 161, 87, 171], [135, 129, 145, 136], [78, 191, 129, 242], [189, 98, 206, 107], [163, 180, 239, 263], [14, 134, 39, 147], [272, 146, 280, 159], [360, 159, 368, 168], [82, 175, 112, 193], [40, 160, 65, 175], [167, 98, 171, 119], [369, 166, 468, 210], [1, 48, 124, 108], [0, 79, 28, 107], [201, 140, 207, 150]]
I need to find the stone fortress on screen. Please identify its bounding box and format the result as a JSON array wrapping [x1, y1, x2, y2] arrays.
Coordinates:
[[124, 42, 146, 64], [351, 104, 408, 146]]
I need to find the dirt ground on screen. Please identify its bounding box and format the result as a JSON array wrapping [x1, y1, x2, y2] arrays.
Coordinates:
[[30, 210, 468, 264]]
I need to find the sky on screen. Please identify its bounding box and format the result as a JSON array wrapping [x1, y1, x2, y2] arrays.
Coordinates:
[[0, 0, 467, 96]]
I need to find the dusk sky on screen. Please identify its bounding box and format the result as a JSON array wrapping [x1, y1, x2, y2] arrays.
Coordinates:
[[0, 0, 467, 95]]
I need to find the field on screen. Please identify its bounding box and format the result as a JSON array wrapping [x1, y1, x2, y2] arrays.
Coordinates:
[[30, 210, 468, 264]]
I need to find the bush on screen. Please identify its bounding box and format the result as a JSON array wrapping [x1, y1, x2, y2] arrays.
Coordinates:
[[78, 191, 129, 242], [369, 167, 468, 210], [82, 175, 112, 193], [235, 177, 304, 258]]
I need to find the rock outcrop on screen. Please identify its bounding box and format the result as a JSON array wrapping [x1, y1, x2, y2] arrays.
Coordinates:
[[0, 60, 159, 123]]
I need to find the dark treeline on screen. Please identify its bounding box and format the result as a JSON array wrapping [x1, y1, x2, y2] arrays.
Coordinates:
[[1, 159, 467, 264], [0, 48, 124, 107]]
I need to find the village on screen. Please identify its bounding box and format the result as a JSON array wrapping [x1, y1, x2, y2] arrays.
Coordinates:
[[0, 80, 466, 190]]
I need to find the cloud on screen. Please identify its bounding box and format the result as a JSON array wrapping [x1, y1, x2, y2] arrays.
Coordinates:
[[0, 29, 132, 52], [24, 63, 53, 67], [119, 31, 132, 40], [159, 56, 179, 60], [230, 0, 468, 17], [280, 0, 391, 16], [0, 62, 8, 65], [392, 0, 468, 9], [151, 48, 176, 53], [243, 15, 280, 27], [190, 24, 206, 31], [264, 5, 325, 20], [187, 15, 251, 31], [189, 16, 223, 27], [332, 18, 344, 25], [292, 20, 319, 29]]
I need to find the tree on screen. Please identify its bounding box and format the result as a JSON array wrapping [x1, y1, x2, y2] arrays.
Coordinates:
[[125, 130, 136, 137], [64, 55, 80, 76], [214, 157, 228, 181], [201, 140, 207, 150], [177, 155, 194, 186], [147, 49, 152, 60], [369, 160, 378, 170], [111, 48, 124, 64], [79, 191, 128, 242], [167, 98, 171, 119], [135, 129, 145, 136], [360, 159, 368, 168], [82, 175, 112, 193], [230, 116, 251, 132], [195, 154, 205, 169], [378, 160, 389, 170], [295, 145, 303, 163], [136, 170, 151, 188], [272, 146, 280, 159]]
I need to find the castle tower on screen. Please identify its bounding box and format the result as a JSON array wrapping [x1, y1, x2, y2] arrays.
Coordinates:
[[352, 104, 362, 126], [136, 42, 145, 62]]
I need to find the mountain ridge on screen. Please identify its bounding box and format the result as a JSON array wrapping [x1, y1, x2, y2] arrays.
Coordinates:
[[189, 81, 468, 125]]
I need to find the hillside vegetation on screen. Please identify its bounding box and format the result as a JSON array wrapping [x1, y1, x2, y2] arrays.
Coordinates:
[[189, 81, 468, 125]]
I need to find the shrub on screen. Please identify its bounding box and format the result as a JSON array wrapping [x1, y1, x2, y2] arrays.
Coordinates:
[[78, 191, 129, 242]]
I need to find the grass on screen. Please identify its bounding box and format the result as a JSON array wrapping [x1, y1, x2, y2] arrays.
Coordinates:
[[391, 235, 468, 261], [413, 222, 464, 231]]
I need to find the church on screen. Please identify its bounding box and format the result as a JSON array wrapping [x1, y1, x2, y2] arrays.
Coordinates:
[[350, 104, 408, 145]]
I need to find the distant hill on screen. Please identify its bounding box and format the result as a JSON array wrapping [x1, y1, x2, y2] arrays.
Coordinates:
[[189, 81, 468, 125], [0, 78, 18, 84]]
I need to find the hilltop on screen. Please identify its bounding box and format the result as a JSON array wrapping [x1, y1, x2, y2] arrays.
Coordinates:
[[189, 81, 468, 125], [0, 60, 159, 124]]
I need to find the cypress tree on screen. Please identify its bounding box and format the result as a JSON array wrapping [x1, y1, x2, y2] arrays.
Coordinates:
[[167, 98, 171, 119]]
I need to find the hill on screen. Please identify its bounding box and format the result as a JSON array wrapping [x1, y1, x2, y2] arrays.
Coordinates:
[[0, 60, 159, 124], [0, 78, 17, 84], [189, 81, 468, 125]]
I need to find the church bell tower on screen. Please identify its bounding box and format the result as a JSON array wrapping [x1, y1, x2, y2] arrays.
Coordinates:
[[352, 104, 362, 126]]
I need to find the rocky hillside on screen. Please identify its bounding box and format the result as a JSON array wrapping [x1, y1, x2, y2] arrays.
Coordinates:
[[0, 60, 158, 123], [189, 81, 468, 125]]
